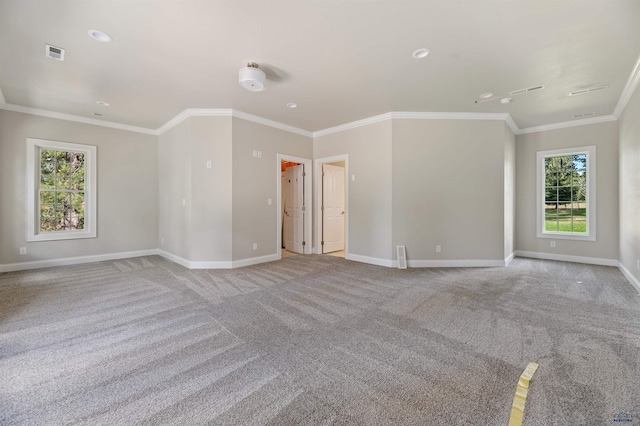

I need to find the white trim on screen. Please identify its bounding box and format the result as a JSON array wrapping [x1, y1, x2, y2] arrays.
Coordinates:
[[27, 138, 97, 242], [0, 103, 157, 135], [346, 253, 394, 268], [233, 110, 312, 137], [0, 249, 159, 273], [401, 259, 506, 268], [276, 154, 313, 258], [0, 86, 5, 105], [618, 262, 640, 294], [232, 254, 279, 268], [505, 252, 515, 266], [536, 146, 596, 241], [312, 111, 514, 138], [155, 108, 312, 138], [504, 115, 520, 135], [155, 108, 233, 135], [515, 250, 618, 267], [517, 115, 617, 135], [614, 53, 640, 118], [315, 155, 349, 257], [157, 249, 232, 269], [313, 113, 392, 138], [391, 111, 510, 121]]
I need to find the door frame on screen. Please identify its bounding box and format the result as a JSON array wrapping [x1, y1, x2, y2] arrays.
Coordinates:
[[277, 154, 313, 258], [314, 154, 349, 255]]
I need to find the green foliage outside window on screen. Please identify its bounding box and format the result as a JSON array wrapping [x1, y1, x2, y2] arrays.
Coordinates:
[[39, 149, 86, 231], [544, 154, 587, 233]]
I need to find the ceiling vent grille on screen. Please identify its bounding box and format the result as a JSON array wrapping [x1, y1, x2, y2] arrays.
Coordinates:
[[45, 44, 65, 61], [572, 112, 595, 119], [569, 84, 609, 96], [509, 84, 546, 96]]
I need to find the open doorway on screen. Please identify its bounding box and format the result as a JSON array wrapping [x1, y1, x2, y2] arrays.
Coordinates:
[[277, 154, 312, 259], [315, 155, 348, 258]]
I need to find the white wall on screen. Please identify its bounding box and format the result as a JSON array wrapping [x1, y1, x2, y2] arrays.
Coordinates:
[[515, 121, 619, 262], [0, 109, 158, 267], [158, 116, 233, 264], [231, 117, 313, 261], [619, 82, 640, 284], [504, 123, 516, 259], [391, 119, 508, 264], [314, 120, 393, 262]]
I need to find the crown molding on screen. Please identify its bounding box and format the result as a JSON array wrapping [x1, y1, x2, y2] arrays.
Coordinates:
[[313, 111, 519, 138], [232, 110, 313, 137], [0, 102, 158, 135], [155, 108, 312, 138], [312, 112, 393, 138], [517, 114, 617, 135], [155, 108, 233, 135], [614, 53, 640, 118]]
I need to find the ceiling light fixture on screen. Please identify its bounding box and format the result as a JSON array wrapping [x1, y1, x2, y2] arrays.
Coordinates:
[[412, 48, 430, 59], [88, 30, 112, 42], [286, 103, 297, 108], [96, 101, 110, 107], [479, 92, 494, 99], [239, 62, 266, 92], [500, 97, 512, 104]]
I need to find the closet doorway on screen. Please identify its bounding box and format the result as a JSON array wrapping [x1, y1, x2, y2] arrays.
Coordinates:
[[315, 155, 348, 258], [277, 154, 312, 259]]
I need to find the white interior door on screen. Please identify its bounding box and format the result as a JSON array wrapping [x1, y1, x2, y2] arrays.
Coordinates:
[[322, 164, 345, 253], [284, 165, 304, 254], [283, 167, 294, 251]]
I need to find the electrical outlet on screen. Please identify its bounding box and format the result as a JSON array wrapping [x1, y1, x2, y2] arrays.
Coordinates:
[[182, 198, 186, 206], [550, 241, 556, 248], [268, 198, 272, 205], [206, 160, 212, 169], [637, 259, 639, 270], [19, 247, 26, 255], [253, 243, 258, 250], [161, 237, 164, 245], [436, 245, 441, 253]]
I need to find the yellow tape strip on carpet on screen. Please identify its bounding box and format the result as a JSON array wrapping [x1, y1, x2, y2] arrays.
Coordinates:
[[508, 362, 539, 426]]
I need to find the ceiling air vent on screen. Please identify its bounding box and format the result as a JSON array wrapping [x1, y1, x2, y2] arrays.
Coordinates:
[[572, 112, 595, 119], [509, 84, 546, 96], [45, 44, 65, 61], [569, 84, 609, 96]]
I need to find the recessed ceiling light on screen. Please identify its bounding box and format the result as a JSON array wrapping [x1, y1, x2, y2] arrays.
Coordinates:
[[286, 103, 297, 108], [500, 97, 512, 104], [96, 101, 110, 107], [88, 30, 112, 42], [412, 48, 430, 59], [479, 92, 494, 99]]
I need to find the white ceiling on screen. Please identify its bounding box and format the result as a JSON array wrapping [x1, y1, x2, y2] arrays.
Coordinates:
[[1, 0, 639, 133]]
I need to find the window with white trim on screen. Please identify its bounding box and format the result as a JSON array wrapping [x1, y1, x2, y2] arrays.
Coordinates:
[[536, 146, 596, 241], [27, 138, 96, 241]]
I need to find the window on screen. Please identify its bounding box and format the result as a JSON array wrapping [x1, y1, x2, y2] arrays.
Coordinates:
[[27, 138, 96, 241], [536, 146, 596, 241]]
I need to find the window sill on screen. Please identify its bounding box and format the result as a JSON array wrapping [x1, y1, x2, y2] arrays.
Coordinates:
[[537, 231, 596, 242], [27, 230, 96, 242]]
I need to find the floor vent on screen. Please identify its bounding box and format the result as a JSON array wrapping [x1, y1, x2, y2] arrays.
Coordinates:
[[396, 245, 407, 269], [45, 44, 65, 61]]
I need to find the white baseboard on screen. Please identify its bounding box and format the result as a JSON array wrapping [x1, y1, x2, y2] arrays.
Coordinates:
[[401, 259, 506, 268], [157, 249, 232, 269], [232, 254, 279, 268], [515, 250, 618, 267], [617, 262, 640, 294], [346, 253, 394, 267], [0, 249, 159, 273], [505, 252, 515, 266], [158, 250, 277, 269]]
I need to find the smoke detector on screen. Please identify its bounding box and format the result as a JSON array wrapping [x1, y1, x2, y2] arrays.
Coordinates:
[[45, 44, 65, 61], [239, 62, 266, 92]]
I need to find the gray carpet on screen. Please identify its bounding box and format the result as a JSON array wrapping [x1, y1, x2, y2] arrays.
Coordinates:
[[1, 255, 639, 425]]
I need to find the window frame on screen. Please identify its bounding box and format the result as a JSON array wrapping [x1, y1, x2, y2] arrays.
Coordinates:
[[27, 138, 97, 241], [536, 145, 596, 241]]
